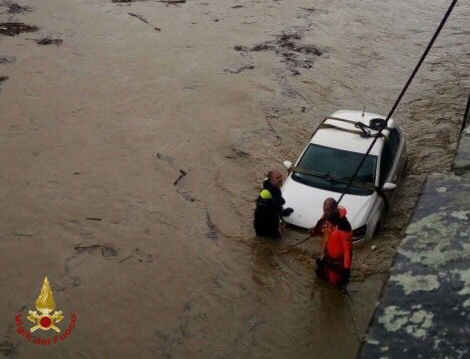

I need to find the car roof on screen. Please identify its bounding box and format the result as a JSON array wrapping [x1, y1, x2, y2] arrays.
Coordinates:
[[310, 110, 397, 156]]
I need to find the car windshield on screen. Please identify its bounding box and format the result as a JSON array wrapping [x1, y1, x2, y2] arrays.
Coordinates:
[[291, 144, 377, 196]]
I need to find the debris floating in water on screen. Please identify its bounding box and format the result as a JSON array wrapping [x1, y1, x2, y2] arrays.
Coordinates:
[[174, 169, 188, 186], [223, 64, 255, 74], [0, 22, 38, 36], [2, 2, 32, 14], [12, 232, 34, 237], [234, 30, 324, 75], [0, 55, 15, 64], [128, 12, 149, 24], [74, 244, 118, 257], [35, 37, 63, 46], [112, 0, 186, 3], [0, 75, 8, 92], [158, 0, 186, 4], [156, 152, 174, 165], [128, 12, 162, 32]]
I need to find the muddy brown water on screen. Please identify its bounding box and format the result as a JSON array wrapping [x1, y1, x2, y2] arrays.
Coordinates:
[[0, 0, 469, 357]]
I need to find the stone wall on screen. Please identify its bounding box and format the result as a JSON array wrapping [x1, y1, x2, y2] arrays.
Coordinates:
[[359, 125, 469, 358]]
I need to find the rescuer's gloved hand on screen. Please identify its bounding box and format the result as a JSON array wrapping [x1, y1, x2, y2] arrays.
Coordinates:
[[282, 207, 294, 217]]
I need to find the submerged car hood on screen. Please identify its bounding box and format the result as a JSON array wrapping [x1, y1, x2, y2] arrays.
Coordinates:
[[281, 177, 375, 229]]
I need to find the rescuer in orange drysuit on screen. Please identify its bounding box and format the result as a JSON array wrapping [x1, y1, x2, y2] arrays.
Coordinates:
[[309, 198, 353, 287]]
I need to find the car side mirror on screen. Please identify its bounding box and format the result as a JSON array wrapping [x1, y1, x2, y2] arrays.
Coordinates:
[[283, 160, 293, 171], [382, 182, 397, 191]]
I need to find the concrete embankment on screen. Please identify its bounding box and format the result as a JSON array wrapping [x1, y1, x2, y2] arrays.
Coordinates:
[[359, 110, 470, 358]]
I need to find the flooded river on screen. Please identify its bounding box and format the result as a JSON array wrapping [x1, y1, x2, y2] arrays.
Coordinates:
[[0, 0, 468, 357]]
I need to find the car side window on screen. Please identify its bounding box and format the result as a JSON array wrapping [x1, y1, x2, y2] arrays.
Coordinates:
[[380, 141, 394, 186]]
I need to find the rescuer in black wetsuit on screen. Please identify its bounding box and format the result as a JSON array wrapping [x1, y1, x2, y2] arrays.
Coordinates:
[[254, 169, 293, 239]]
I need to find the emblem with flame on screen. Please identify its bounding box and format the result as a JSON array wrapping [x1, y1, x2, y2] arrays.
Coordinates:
[[27, 277, 64, 332]]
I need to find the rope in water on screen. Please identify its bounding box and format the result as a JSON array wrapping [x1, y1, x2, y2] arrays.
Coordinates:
[[281, 234, 311, 253]]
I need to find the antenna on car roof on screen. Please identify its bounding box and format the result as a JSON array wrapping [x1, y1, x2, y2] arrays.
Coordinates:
[[362, 105, 366, 117]]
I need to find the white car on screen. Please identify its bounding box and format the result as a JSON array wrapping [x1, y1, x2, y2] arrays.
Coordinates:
[[282, 110, 407, 242]]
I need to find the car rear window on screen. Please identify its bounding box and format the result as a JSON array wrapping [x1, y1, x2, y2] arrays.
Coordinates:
[[291, 144, 377, 196]]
